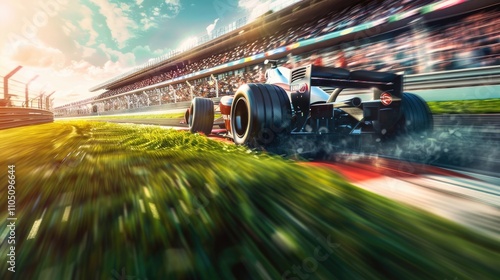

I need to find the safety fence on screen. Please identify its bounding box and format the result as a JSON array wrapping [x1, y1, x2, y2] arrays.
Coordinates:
[[339, 65, 500, 98], [405, 65, 500, 90], [1, 71, 55, 111], [0, 107, 54, 130]]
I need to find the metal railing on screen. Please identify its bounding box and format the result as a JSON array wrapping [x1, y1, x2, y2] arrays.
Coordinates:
[[1, 68, 54, 111], [405, 65, 500, 89]]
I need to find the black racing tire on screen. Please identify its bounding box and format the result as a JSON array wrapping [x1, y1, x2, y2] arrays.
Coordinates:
[[187, 98, 214, 135], [397, 92, 433, 134], [231, 83, 292, 147], [184, 109, 189, 125]]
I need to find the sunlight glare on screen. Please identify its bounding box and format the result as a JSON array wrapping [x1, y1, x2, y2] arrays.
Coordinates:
[[0, 2, 14, 24]]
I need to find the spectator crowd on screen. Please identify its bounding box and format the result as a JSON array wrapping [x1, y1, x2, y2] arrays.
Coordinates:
[[57, 0, 499, 115]]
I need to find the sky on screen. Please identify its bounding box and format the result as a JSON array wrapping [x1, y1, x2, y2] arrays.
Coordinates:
[[0, 0, 295, 107]]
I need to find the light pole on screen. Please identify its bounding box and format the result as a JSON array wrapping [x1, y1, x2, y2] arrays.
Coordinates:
[[3, 66, 23, 106], [169, 85, 176, 103], [186, 80, 193, 100], [3, 66, 23, 100], [45, 91, 55, 110], [210, 74, 219, 98], [25, 75, 39, 108], [39, 91, 45, 109]]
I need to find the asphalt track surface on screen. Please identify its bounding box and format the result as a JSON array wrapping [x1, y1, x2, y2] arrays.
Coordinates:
[[98, 114, 500, 238]]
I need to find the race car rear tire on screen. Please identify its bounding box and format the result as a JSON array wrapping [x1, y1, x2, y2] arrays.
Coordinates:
[[187, 97, 214, 135], [397, 92, 433, 133], [231, 84, 292, 147]]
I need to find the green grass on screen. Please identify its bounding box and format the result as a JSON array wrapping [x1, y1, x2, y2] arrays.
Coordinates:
[[428, 98, 500, 114], [75, 112, 222, 121], [83, 112, 186, 119], [0, 121, 499, 279]]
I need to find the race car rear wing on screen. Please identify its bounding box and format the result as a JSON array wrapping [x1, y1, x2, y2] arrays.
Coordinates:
[[290, 64, 404, 98], [288, 64, 403, 121]]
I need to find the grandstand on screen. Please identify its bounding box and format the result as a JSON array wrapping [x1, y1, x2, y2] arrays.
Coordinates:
[[55, 0, 499, 116]]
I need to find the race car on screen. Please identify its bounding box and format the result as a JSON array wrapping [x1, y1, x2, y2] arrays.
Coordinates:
[[184, 60, 433, 149]]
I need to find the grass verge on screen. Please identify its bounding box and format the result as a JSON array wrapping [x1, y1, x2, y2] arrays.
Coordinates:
[[0, 121, 499, 279], [428, 98, 500, 114], [82, 112, 187, 119]]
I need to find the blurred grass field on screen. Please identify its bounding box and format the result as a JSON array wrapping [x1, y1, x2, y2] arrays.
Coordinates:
[[84, 112, 222, 120], [0, 121, 499, 279], [89, 112, 187, 119], [427, 98, 500, 114]]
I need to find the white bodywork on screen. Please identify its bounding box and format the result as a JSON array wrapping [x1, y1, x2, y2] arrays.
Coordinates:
[[265, 66, 330, 103]]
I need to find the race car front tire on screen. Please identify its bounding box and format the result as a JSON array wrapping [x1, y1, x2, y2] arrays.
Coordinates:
[[231, 83, 292, 147], [187, 97, 214, 135]]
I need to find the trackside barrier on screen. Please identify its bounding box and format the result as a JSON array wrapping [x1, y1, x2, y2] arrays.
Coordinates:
[[0, 107, 54, 130], [338, 65, 500, 101], [405, 65, 500, 89]]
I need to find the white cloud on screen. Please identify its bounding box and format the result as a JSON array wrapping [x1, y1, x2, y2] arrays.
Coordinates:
[[206, 18, 219, 36], [153, 47, 171, 56], [98, 43, 136, 67], [238, 0, 262, 9], [10, 42, 66, 69], [239, 0, 271, 22], [62, 20, 77, 36], [120, 3, 131, 12], [132, 45, 171, 60], [55, 68, 74, 78], [50, 43, 135, 90], [69, 59, 93, 73], [74, 41, 97, 58], [50, 57, 134, 106], [153, 7, 160, 16], [165, 0, 180, 5], [163, 0, 182, 19], [52, 83, 102, 107], [132, 45, 152, 53], [84, 59, 134, 81], [136, 0, 144, 5], [136, 1, 181, 31], [138, 10, 155, 31], [178, 37, 198, 52], [82, 47, 96, 58], [79, 6, 98, 46], [89, 0, 137, 48], [239, 0, 296, 22], [140, 17, 157, 31]]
